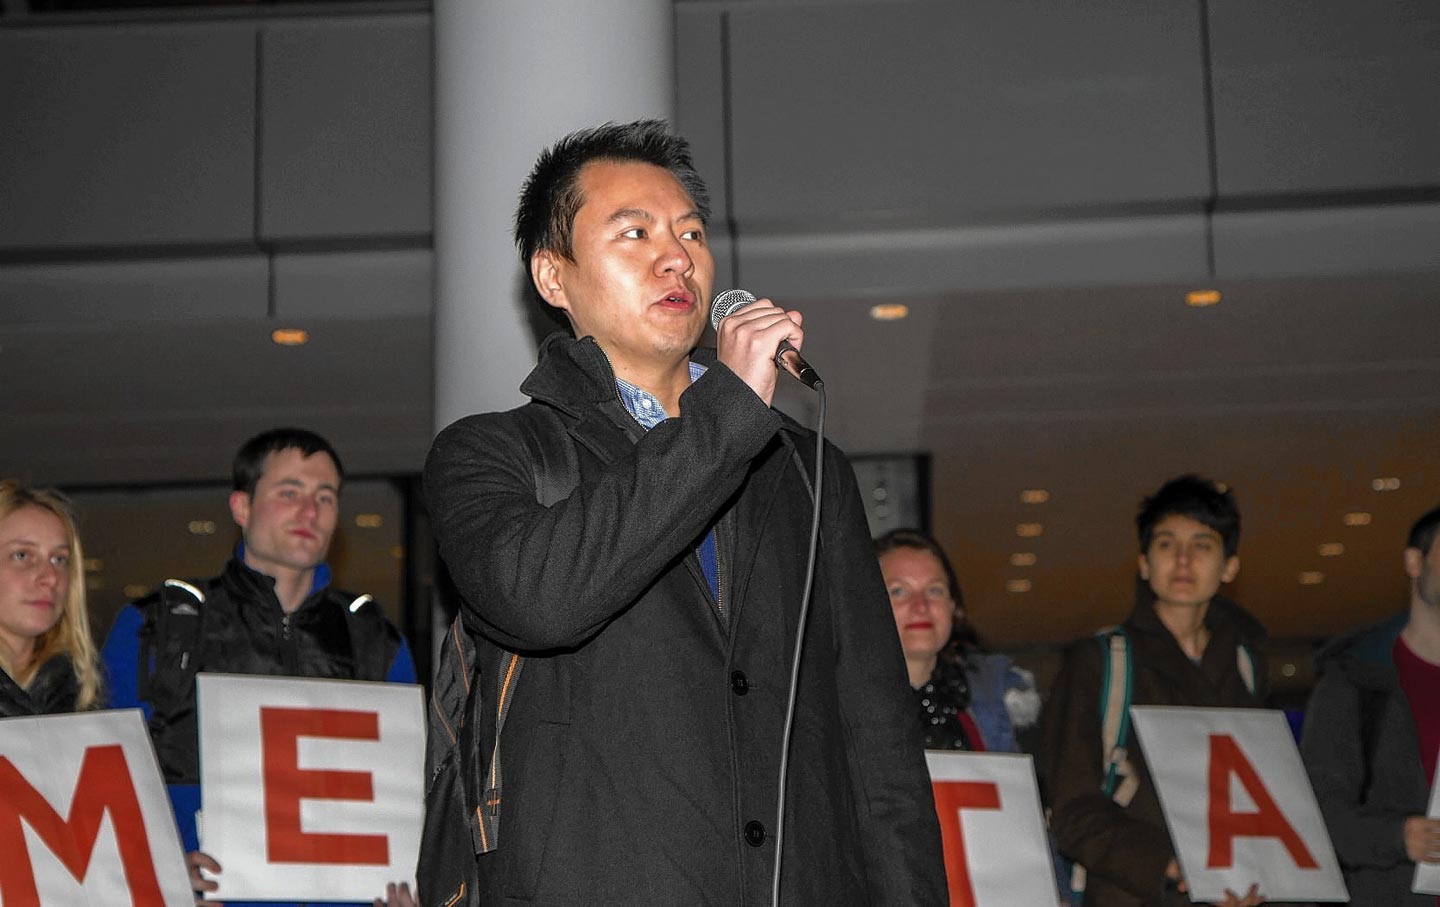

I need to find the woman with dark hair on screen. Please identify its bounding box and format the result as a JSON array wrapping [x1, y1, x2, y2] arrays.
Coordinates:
[[876, 528, 1039, 753], [0, 478, 103, 717]]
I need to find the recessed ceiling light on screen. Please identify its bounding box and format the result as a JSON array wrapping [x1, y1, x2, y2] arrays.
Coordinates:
[[1185, 289, 1222, 307], [1343, 511, 1372, 526], [1298, 571, 1325, 585], [1005, 579, 1032, 593], [355, 513, 383, 529], [1371, 477, 1401, 492], [124, 583, 149, 599], [869, 304, 910, 321], [84, 558, 104, 573], [1009, 552, 1038, 567], [1019, 489, 1050, 504], [188, 519, 217, 535], [390, 545, 406, 560], [86, 577, 106, 591], [1318, 542, 1345, 557], [271, 328, 310, 346], [1280, 663, 1297, 678], [1015, 522, 1043, 538]]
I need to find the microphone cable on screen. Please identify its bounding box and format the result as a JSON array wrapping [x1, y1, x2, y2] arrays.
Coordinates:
[[769, 379, 825, 907]]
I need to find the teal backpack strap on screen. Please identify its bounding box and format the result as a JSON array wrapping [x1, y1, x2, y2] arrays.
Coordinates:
[[1072, 626, 1138, 903]]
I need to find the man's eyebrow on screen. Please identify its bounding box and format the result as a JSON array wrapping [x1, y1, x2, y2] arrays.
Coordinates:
[[605, 207, 654, 225]]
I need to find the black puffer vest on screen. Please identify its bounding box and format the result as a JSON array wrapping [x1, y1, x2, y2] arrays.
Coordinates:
[[138, 557, 401, 784]]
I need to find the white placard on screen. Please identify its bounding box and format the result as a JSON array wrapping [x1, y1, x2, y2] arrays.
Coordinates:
[[0, 708, 193, 906], [197, 673, 424, 902], [1131, 706, 1348, 903], [926, 751, 1061, 907], [1415, 755, 1440, 895]]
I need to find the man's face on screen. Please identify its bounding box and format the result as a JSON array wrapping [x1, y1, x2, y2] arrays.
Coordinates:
[[229, 448, 341, 577], [532, 160, 714, 374], [1406, 541, 1440, 610], [1139, 514, 1239, 609]]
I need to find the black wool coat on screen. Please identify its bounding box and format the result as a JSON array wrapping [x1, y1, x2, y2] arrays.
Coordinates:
[[423, 334, 945, 906]]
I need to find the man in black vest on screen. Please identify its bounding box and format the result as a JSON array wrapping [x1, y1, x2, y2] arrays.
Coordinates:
[[101, 427, 416, 907]]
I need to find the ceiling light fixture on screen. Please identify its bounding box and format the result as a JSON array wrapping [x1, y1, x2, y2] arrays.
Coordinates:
[[1185, 289, 1222, 307], [1298, 571, 1325, 585], [869, 304, 910, 321], [271, 328, 310, 346], [1371, 477, 1401, 492], [188, 520, 217, 535], [84, 558, 104, 573], [1019, 489, 1050, 504], [1318, 542, 1345, 557], [1005, 579, 1032, 593], [355, 514, 383, 529], [1342, 511, 1372, 526], [124, 584, 149, 599], [1015, 522, 1044, 538], [1009, 552, 1038, 567]]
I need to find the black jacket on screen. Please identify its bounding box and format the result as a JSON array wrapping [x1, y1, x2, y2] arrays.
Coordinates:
[[1301, 612, 1433, 907], [0, 654, 80, 717], [423, 334, 945, 906], [1041, 591, 1269, 907], [135, 557, 404, 784]]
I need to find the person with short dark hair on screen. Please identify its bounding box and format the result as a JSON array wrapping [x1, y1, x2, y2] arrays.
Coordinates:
[[101, 428, 416, 907], [1041, 475, 1269, 907], [424, 120, 945, 905], [1300, 504, 1440, 906]]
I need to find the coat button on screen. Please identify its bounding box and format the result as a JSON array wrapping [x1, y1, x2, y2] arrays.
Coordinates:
[[744, 820, 767, 846], [730, 671, 749, 695]]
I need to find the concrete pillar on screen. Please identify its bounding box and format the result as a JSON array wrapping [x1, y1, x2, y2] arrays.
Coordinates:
[[432, 0, 675, 431]]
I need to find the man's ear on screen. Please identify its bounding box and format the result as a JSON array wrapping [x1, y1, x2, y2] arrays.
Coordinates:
[[229, 490, 252, 531], [531, 250, 570, 315], [1137, 553, 1150, 581], [1405, 547, 1424, 580], [1221, 554, 1240, 583]]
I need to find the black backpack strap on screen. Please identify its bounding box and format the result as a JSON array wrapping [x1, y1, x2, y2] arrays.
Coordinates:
[[137, 578, 208, 707], [473, 402, 578, 853]]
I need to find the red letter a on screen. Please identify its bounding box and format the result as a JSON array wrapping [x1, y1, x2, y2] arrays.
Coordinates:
[[260, 706, 389, 865], [0, 744, 163, 907], [932, 780, 1002, 907], [1206, 733, 1317, 869]]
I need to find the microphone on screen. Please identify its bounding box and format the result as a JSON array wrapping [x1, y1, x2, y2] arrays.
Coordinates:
[[709, 289, 823, 390]]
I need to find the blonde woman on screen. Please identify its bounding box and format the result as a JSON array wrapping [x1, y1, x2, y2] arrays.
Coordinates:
[[0, 479, 102, 716]]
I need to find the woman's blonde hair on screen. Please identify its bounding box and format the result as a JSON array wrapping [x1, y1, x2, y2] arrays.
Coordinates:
[[0, 479, 102, 709]]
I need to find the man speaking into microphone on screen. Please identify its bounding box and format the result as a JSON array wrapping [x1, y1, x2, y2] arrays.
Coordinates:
[[424, 120, 944, 905]]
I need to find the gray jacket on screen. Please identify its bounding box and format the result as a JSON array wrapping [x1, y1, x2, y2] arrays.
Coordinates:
[[1301, 612, 1433, 907]]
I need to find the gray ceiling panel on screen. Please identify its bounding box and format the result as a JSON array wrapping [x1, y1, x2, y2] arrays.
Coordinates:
[[725, 0, 1209, 231], [1210, 0, 1440, 196], [273, 249, 433, 319], [1214, 202, 1440, 279], [0, 256, 267, 324], [259, 16, 433, 241], [0, 23, 257, 250]]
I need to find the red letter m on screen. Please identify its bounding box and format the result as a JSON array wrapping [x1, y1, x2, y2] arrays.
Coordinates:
[[0, 744, 162, 907]]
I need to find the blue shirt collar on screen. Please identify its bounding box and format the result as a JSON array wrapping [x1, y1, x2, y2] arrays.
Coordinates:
[[615, 360, 707, 430]]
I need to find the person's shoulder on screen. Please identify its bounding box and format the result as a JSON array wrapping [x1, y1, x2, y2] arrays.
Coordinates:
[[1209, 595, 1268, 645], [1315, 611, 1406, 671]]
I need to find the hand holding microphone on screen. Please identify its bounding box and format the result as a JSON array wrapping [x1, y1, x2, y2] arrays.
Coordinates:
[[711, 289, 823, 405]]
